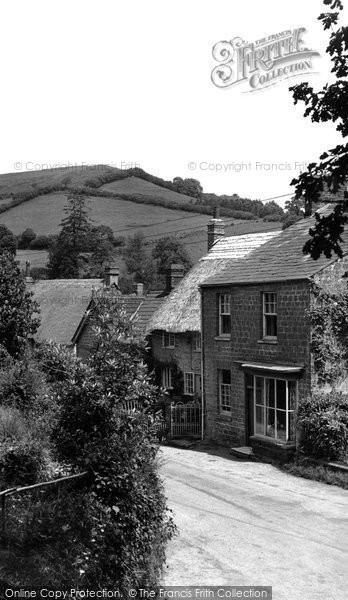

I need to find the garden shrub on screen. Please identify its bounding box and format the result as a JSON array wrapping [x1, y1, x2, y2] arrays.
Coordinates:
[[29, 235, 50, 249], [51, 292, 175, 589], [0, 406, 28, 443], [297, 391, 348, 461], [0, 437, 49, 487]]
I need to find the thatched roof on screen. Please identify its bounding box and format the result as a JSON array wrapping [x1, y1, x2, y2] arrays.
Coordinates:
[[147, 231, 280, 334], [32, 279, 103, 346]]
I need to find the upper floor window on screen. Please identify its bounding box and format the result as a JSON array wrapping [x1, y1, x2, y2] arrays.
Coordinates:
[[263, 292, 277, 339], [162, 331, 175, 348], [219, 369, 231, 413], [219, 293, 231, 336], [184, 372, 194, 395], [183, 372, 201, 396], [193, 334, 201, 351], [162, 367, 172, 389]]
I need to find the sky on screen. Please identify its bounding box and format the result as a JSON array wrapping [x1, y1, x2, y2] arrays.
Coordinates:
[[0, 0, 346, 205]]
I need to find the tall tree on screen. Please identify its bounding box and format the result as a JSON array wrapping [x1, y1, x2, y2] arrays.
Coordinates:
[[123, 232, 157, 290], [0, 251, 40, 357], [290, 0, 348, 259], [47, 193, 93, 278], [173, 177, 203, 199], [0, 224, 16, 255], [152, 236, 192, 275]]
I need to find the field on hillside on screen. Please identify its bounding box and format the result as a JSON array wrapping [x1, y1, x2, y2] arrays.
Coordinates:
[[1, 192, 209, 237], [0, 165, 122, 195], [16, 249, 49, 270], [101, 176, 195, 205]]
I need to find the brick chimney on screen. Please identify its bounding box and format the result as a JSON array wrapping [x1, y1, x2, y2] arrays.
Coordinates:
[[207, 207, 225, 251], [165, 264, 184, 293], [135, 282, 144, 296], [104, 265, 120, 288], [25, 260, 34, 284]]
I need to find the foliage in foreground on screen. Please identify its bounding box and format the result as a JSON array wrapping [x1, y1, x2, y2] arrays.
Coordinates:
[[297, 391, 348, 461], [0, 291, 175, 590]]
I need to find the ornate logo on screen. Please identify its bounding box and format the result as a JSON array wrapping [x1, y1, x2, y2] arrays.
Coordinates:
[[211, 29, 320, 92]]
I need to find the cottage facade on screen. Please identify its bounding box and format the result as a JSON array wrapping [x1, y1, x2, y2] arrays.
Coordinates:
[[147, 219, 280, 431], [201, 207, 348, 459]]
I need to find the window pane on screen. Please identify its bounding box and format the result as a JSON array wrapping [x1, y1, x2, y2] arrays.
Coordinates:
[[265, 378, 275, 407], [222, 369, 231, 384], [255, 377, 264, 405], [276, 410, 287, 441], [266, 315, 277, 337], [255, 405, 264, 434], [266, 408, 275, 438], [276, 380, 286, 410], [221, 314, 231, 334]]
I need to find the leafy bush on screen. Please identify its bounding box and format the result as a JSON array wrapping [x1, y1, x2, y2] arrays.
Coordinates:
[[0, 406, 28, 443], [0, 356, 46, 411], [17, 228, 37, 249], [50, 292, 175, 588], [263, 214, 282, 222], [29, 235, 50, 249], [297, 391, 348, 461], [0, 437, 49, 487], [229, 210, 255, 220]]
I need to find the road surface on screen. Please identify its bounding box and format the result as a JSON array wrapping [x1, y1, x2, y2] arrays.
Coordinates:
[[160, 445, 348, 600]]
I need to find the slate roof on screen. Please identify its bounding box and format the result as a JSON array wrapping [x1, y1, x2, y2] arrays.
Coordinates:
[[147, 231, 280, 333], [32, 279, 103, 346], [121, 292, 166, 333], [201, 206, 347, 287], [71, 290, 165, 344]]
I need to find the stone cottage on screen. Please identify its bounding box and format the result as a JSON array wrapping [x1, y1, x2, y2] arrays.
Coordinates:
[[200, 205, 348, 460]]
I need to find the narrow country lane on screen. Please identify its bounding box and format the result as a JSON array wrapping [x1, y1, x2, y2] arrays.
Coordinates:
[[160, 445, 348, 600]]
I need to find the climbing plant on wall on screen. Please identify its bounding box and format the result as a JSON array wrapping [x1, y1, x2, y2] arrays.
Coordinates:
[[308, 283, 348, 386]]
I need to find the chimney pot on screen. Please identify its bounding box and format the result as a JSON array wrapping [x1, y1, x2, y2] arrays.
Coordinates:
[[104, 265, 120, 288], [207, 213, 225, 251], [165, 263, 184, 293]]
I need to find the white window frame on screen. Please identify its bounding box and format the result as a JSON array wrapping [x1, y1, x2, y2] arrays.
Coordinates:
[[263, 292, 277, 339], [184, 372, 194, 395], [219, 369, 231, 414], [253, 375, 297, 442], [162, 331, 175, 348], [194, 334, 201, 351], [162, 367, 173, 389], [219, 293, 231, 336]]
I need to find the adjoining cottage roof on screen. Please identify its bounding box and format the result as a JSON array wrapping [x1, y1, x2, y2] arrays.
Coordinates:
[[202, 205, 348, 287], [71, 290, 165, 344], [119, 292, 166, 334], [147, 231, 280, 334], [32, 279, 103, 346]]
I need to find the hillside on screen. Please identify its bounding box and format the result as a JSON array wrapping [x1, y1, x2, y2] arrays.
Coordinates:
[[0, 165, 123, 195], [101, 176, 195, 205], [0, 165, 283, 271], [0, 192, 209, 236]]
